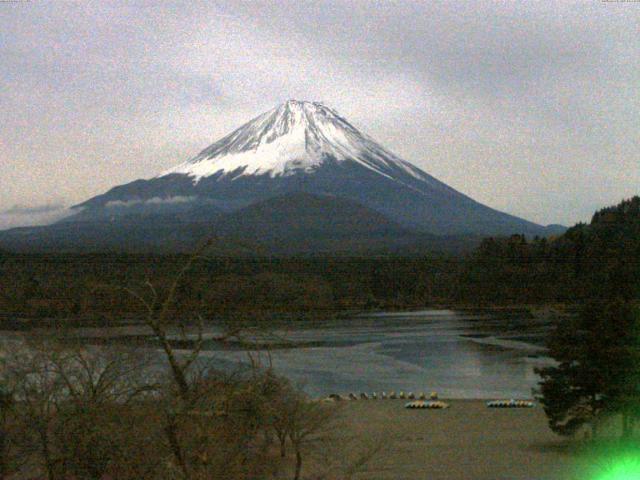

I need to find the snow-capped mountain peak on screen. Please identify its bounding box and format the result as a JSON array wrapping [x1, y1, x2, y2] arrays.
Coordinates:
[[160, 100, 427, 182], [66, 99, 554, 239]]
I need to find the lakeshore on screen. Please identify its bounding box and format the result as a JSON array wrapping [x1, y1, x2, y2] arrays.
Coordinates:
[[319, 399, 599, 480]]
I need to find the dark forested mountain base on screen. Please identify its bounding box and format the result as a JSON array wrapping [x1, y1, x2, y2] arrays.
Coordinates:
[[0, 197, 637, 325], [0, 193, 482, 255]]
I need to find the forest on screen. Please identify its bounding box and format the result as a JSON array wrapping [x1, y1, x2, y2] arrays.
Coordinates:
[[0, 197, 638, 327]]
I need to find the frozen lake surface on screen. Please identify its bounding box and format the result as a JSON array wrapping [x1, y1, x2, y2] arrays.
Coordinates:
[[194, 309, 553, 399], [2, 309, 553, 399]]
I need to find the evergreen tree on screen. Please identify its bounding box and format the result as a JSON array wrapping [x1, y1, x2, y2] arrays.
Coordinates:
[[536, 300, 640, 438]]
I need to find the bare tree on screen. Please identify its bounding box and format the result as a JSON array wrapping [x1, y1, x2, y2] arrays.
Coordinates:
[[282, 393, 337, 480], [102, 242, 213, 479], [50, 343, 159, 480], [0, 383, 17, 480], [0, 336, 160, 480], [113, 241, 286, 479], [2, 339, 65, 480]]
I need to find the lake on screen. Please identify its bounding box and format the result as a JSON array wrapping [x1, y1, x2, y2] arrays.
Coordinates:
[[1, 309, 554, 399], [190, 309, 554, 399]]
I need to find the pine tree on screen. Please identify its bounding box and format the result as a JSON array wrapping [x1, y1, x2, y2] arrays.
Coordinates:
[[535, 300, 640, 438]]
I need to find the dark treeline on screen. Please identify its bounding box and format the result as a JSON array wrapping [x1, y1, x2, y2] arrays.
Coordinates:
[[0, 197, 638, 325], [0, 253, 461, 323], [461, 196, 640, 303]]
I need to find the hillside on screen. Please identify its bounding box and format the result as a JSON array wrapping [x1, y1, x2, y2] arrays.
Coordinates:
[[0, 193, 481, 255], [457, 196, 640, 303]]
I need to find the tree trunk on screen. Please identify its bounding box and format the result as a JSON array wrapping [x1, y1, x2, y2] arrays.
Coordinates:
[[164, 414, 189, 479], [0, 429, 7, 480], [38, 426, 56, 480], [293, 449, 302, 480], [156, 330, 190, 400], [622, 413, 633, 440], [277, 432, 286, 458], [263, 428, 273, 447]]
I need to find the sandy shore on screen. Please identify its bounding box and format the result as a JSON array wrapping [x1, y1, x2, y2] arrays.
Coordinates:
[[328, 399, 585, 480]]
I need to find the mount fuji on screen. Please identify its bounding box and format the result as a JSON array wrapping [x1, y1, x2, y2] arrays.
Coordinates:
[[0, 100, 564, 253]]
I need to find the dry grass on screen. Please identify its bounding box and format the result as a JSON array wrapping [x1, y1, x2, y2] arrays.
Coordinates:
[[318, 399, 583, 480]]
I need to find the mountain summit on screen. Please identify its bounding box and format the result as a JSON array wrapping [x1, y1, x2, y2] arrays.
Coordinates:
[[160, 99, 442, 188], [25, 100, 555, 251]]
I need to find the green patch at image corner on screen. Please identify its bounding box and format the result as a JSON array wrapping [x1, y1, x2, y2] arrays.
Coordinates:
[[580, 442, 640, 480], [593, 456, 640, 480]]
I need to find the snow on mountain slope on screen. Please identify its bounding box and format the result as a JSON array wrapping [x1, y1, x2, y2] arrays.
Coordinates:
[[68, 99, 558, 238], [161, 100, 436, 187]]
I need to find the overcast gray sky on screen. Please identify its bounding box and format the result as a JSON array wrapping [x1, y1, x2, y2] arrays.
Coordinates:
[[1, 0, 638, 229]]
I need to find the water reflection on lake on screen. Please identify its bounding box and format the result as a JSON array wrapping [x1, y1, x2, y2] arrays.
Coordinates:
[[196, 309, 553, 399]]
